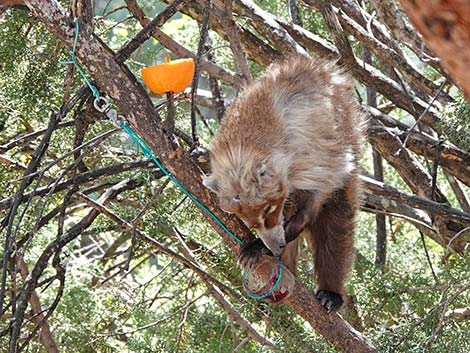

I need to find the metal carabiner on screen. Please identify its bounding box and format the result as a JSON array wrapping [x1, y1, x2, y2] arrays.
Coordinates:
[[93, 97, 110, 113], [93, 97, 126, 128], [111, 114, 127, 128]]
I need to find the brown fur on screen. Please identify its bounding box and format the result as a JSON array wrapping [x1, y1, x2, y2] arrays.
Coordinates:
[[203, 54, 365, 301], [0, 0, 24, 6]]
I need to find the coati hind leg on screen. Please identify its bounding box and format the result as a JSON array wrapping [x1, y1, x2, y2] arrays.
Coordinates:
[[309, 179, 358, 313]]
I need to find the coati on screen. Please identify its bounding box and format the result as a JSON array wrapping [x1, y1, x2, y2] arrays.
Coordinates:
[[203, 54, 364, 312], [0, 0, 25, 7]]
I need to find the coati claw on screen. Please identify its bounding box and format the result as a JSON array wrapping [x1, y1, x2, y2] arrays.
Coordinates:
[[238, 238, 272, 269], [316, 290, 343, 313]]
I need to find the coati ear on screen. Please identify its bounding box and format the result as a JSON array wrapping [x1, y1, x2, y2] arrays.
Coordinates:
[[202, 174, 219, 193]]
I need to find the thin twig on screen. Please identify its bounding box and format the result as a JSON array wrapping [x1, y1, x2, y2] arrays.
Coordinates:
[[190, 0, 213, 146], [400, 79, 447, 150], [287, 0, 303, 26], [220, 0, 252, 83], [125, 178, 171, 270], [99, 292, 206, 336], [12, 128, 119, 182], [0, 121, 74, 154], [424, 283, 470, 347], [419, 231, 439, 285]]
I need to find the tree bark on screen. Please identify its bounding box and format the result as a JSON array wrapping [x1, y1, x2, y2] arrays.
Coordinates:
[[400, 0, 470, 98], [17, 258, 59, 353]]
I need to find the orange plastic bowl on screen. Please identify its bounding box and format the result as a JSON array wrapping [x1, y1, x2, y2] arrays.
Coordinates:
[[141, 57, 195, 94]]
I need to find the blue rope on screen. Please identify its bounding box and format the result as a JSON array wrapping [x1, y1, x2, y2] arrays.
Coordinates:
[[60, 16, 284, 300], [120, 121, 283, 300], [120, 123, 244, 245], [60, 17, 100, 99]]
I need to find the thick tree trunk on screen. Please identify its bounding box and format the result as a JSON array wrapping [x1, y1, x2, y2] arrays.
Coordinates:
[[400, 0, 470, 98]]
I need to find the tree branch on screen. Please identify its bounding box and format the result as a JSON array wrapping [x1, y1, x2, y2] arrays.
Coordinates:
[[16, 257, 59, 353], [368, 123, 448, 202], [219, 0, 252, 83], [8, 179, 137, 352]]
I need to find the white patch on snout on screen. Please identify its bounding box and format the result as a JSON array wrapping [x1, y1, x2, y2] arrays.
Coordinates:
[[268, 204, 277, 213], [258, 224, 286, 256]]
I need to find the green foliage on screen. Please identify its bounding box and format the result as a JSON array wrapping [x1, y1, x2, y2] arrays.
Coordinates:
[[0, 9, 65, 138], [1, 2, 469, 353], [353, 212, 470, 353], [440, 94, 470, 150]]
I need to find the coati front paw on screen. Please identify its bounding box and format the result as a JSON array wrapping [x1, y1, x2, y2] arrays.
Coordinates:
[[238, 238, 272, 269], [316, 290, 344, 313]]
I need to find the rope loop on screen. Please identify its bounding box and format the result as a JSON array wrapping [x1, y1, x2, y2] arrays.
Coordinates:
[[59, 16, 100, 99]]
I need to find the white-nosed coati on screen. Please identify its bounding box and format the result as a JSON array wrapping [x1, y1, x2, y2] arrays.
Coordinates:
[[203, 54, 365, 312]]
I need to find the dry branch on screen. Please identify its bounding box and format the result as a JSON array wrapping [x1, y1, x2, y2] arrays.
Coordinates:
[[444, 172, 470, 213], [219, 0, 252, 83], [444, 307, 470, 319], [362, 192, 436, 240], [368, 0, 437, 64], [361, 176, 470, 226], [335, 7, 451, 104], [361, 175, 470, 253], [230, 0, 308, 55], [367, 124, 448, 202], [368, 122, 470, 188], [8, 179, 137, 352]]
